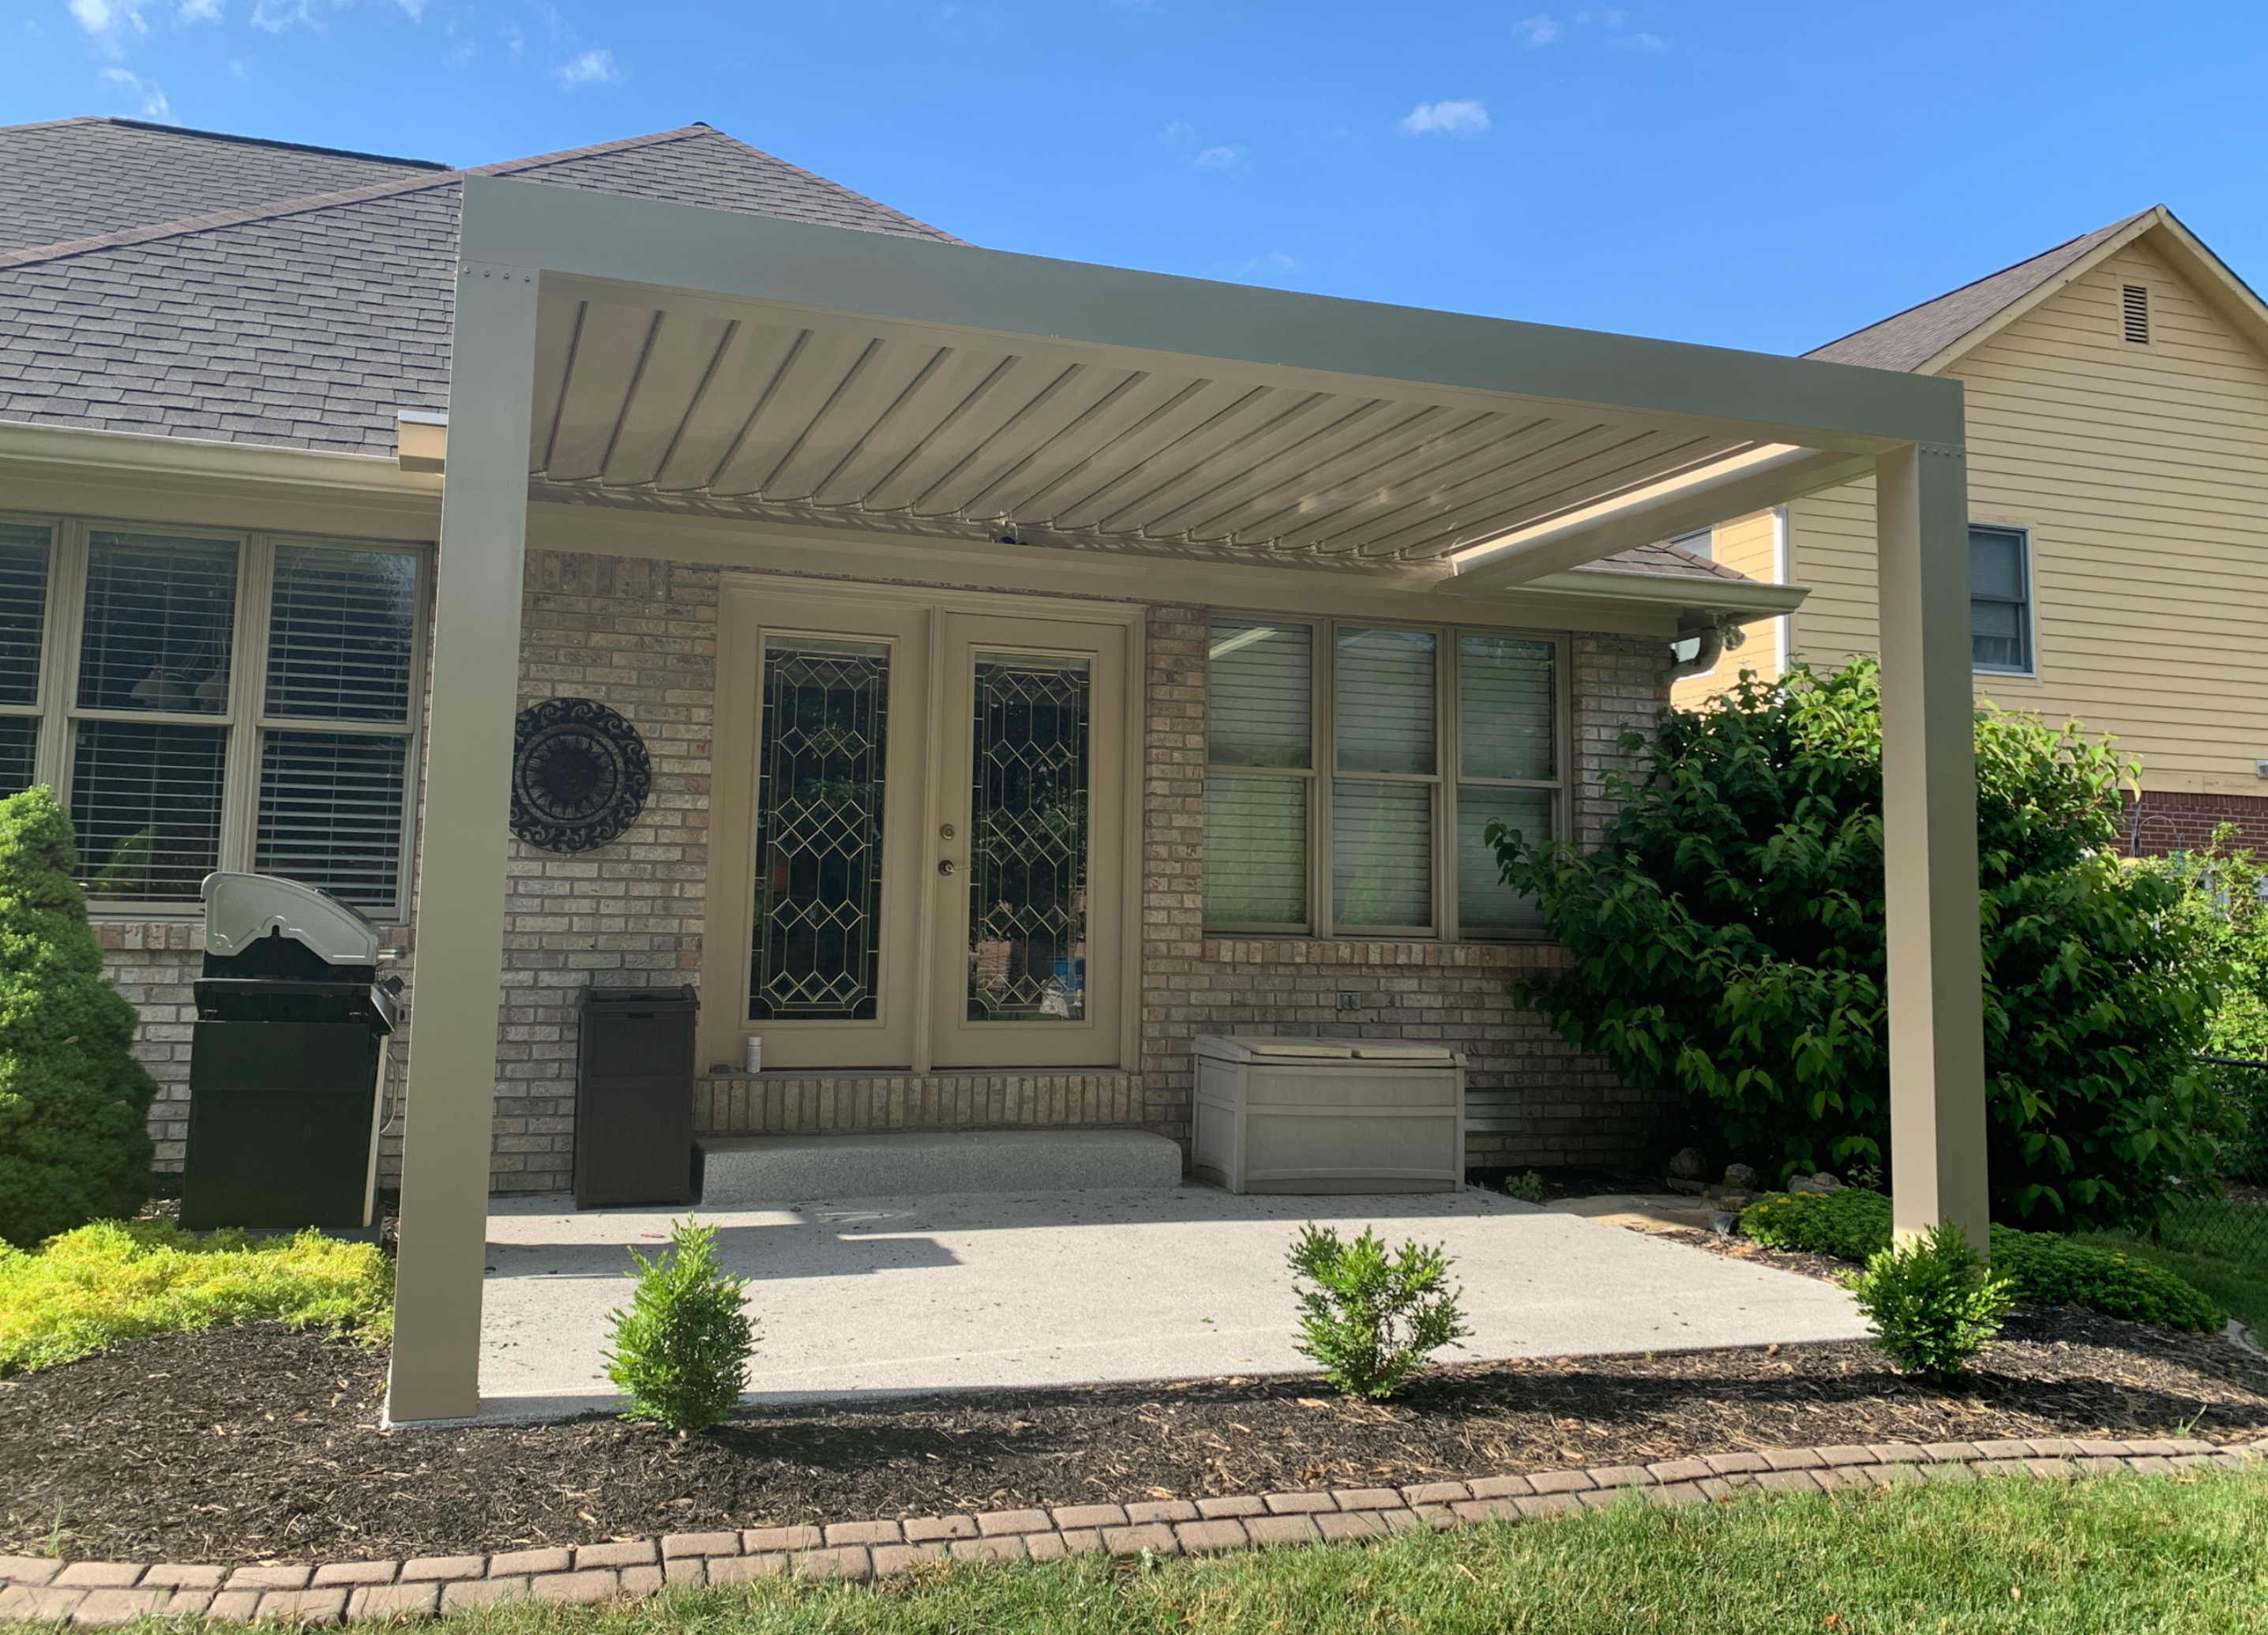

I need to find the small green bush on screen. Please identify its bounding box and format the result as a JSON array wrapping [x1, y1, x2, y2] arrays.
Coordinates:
[[1503, 1171, 1545, 1204], [603, 1218, 754, 1433], [0, 787, 157, 1247], [1286, 1223, 1470, 1400], [1851, 1221, 2015, 1382], [0, 1219, 392, 1374], [1740, 1186, 1893, 1261], [1992, 1231, 2225, 1332]]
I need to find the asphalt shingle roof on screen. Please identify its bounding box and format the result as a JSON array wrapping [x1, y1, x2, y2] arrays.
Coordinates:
[[0, 120, 958, 456], [1804, 212, 2150, 372]]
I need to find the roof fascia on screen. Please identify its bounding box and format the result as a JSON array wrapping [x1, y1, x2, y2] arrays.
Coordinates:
[[464, 177, 1962, 454], [1523, 566, 1809, 617], [2142, 209, 2268, 366], [1906, 210, 2163, 376], [0, 419, 443, 499]]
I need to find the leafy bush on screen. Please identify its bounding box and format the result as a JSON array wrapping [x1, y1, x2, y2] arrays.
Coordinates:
[[0, 1219, 392, 1374], [603, 1218, 754, 1433], [2145, 829, 2268, 1181], [1851, 1221, 2015, 1381], [1740, 1186, 1893, 1262], [0, 787, 158, 1248], [1740, 1186, 2225, 1332], [1992, 1231, 2225, 1332], [1286, 1223, 1471, 1400], [1503, 1171, 1545, 1204], [1492, 661, 2234, 1231]]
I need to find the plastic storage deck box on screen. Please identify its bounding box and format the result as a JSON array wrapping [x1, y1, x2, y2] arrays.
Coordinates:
[[1190, 1035, 1465, 1194]]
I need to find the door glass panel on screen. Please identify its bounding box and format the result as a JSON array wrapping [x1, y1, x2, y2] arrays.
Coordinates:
[[751, 639, 891, 1021], [968, 652, 1090, 1023]]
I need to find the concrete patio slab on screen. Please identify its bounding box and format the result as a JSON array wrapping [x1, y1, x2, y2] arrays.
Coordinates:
[[476, 1183, 1866, 1419]]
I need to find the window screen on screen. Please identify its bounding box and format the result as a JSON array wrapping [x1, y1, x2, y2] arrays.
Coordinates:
[[1203, 774, 1306, 924], [256, 731, 407, 908], [77, 533, 238, 714], [1970, 525, 2031, 672], [1335, 629, 1435, 774], [265, 546, 418, 722], [1207, 621, 1309, 768], [1331, 780, 1432, 927], [0, 524, 50, 708], [1458, 635, 1553, 781]]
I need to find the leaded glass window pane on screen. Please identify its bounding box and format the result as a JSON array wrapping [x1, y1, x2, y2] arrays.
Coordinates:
[[1335, 628, 1435, 774], [266, 545, 418, 722], [968, 653, 1090, 1023], [1459, 634, 1554, 782], [0, 718, 34, 798], [77, 532, 238, 714], [1457, 785, 1551, 931], [1207, 619, 1310, 768], [752, 641, 891, 1022], [71, 720, 227, 901], [1331, 780, 1431, 927], [0, 524, 51, 708], [1203, 773, 1306, 925], [257, 731, 407, 908]]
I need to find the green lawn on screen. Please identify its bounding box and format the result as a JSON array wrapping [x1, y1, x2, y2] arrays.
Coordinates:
[[304, 1468, 2268, 1635]]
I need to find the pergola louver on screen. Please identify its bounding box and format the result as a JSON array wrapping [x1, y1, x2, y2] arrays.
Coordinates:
[[384, 177, 1987, 1424]]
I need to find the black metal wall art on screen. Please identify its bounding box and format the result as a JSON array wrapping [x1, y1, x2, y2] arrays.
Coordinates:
[[509, 697, 651, 852]]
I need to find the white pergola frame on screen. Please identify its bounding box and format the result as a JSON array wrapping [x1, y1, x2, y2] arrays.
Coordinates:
[[385, 178, 1987, 1424]]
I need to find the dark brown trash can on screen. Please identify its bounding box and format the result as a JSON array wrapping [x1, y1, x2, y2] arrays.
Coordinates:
[[575, 984, 700, 1209]]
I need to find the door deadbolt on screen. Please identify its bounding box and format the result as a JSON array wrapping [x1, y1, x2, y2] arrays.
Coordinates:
[[937, 859, 957, 876]]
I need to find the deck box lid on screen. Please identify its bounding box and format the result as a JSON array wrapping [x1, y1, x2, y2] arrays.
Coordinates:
[[1191, 1034, 1355, 1062]]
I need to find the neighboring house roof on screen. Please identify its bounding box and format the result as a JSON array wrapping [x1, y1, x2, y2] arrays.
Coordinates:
[[1806, 205, 2268, 377], [1583, 539, 1749, 583], [0, 118, 959, 457]]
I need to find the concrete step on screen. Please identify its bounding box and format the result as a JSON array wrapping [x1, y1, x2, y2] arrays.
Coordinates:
[[698, 1129, 1185, 1204]]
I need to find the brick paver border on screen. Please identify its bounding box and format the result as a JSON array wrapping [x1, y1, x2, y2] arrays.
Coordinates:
[[3, 1436, 2262, 1626]]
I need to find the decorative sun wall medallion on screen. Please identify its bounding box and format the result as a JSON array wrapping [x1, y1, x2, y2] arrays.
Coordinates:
[[509, 697, 652, 853]]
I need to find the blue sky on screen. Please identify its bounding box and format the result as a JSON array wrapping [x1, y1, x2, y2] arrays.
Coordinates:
[[8, 0, 2265, 355]]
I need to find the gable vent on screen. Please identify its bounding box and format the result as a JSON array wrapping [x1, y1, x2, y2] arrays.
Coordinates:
[[2122, 284, 2150, 344]]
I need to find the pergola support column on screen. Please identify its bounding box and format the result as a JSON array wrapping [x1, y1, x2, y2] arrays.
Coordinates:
[[1876, 440, 1991, 1251], [384, 262, 541, 1425]]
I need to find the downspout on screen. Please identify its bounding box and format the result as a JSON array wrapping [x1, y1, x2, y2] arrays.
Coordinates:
[[1669, 614, 1747, 682]]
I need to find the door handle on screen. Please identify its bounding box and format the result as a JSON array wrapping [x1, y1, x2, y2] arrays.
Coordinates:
[[937, 859, 957, 876]]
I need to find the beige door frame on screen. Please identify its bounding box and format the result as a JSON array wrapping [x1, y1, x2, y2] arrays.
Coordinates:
[[704, 573, 1143, 1077]]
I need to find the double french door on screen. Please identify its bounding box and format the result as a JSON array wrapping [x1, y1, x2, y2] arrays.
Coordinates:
[[708, 585, 1130, 1073]]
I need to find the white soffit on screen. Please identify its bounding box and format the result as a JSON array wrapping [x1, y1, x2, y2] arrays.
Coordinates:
[[524, 287, 1774, 570]]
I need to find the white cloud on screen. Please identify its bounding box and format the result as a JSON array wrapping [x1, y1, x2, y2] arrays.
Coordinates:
[[1164, 118, 1195, 141], [558, 47, 619, 86], [1513, 13, 1558, 46], [1627, 30, 1663, 49], [1398, 99, 1489, 138], [1193, 144, 1245, 171], [100, 65, 172, 120], [1238, 250, 1297, 279], [69, 0, 150, 55], [250, 0, 331, 31], [177, 0, 220, 20]]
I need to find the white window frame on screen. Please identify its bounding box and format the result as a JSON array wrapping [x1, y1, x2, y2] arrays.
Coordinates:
[[1202, 612, 1569, 941], [0, 509, 434, 919], [1969, 522, 2037, 678]]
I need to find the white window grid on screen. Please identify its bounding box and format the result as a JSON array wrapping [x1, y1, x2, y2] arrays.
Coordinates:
[[0, 510, 434, 919], [1203, 613, 1570, 941]]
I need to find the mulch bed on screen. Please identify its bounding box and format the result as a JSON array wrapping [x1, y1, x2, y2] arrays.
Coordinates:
[[5, 1310, 2265, 1566]]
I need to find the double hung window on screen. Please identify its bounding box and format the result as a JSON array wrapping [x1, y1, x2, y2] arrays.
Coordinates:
[[0, 517, 427, 913], [1203, 616, 1561, 938], [1969, 524, 2033, 675]]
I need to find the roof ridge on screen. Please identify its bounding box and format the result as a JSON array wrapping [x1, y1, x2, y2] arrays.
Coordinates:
[[676, 127, 967, 246], [1805, 209, 2154, 363], [464, 123, 717, 178], [94, 116, 449, 171]]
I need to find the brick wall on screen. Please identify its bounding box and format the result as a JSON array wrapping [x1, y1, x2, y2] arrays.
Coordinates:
[[1134, 606, 1674, 1170], [2126, 790, 2268, 858]]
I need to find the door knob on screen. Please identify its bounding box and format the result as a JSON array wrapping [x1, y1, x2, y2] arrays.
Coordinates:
[[937, 859, 957, 876]]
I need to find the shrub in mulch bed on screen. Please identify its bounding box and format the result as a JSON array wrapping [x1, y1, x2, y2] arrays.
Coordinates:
[[2, 1309, 2263, 1565]]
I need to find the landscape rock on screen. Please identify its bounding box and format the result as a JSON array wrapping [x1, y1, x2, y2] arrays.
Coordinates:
[[1789, 1173, 1846, 1196], [1667, 1147, 1708, 1182], [1721, 1163, 1759, 1190]]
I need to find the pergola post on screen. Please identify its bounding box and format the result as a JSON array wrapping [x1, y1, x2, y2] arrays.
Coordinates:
[[1876, 439, 1991, 1252], [384, 261, 540, 1424]]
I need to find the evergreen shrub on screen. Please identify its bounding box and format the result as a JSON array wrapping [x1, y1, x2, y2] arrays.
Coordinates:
[[603, 1218, 755, 1433], [1851, 1221, 2014, 1382], [1286, 1223, 1470, 1399], [1492, 661, 2233, 1231], [1740, 1186, 1893, 1262], [0, 787, 156, 1248]]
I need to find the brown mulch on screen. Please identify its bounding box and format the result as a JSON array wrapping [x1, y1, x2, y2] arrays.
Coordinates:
[[4, 1313, 2265, 1566]]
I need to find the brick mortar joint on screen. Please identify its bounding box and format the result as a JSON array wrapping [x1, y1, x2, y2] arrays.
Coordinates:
[[6, 1437, 2257, 1602]]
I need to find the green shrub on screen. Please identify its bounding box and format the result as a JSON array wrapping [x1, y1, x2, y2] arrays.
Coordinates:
[[0, 787, 157, 1248], [1851, 1221, 2015, 1382], [1503, 1170, 1545, 1204], [1740, 1186, 1893, 1261], [0, 1219, 391, 1374], [603, 1218, 754, 1434], [1491, 661, 2235, 1231], [1286, 1223, 1470, 1400], [1992, 1231, 2225, 1332]]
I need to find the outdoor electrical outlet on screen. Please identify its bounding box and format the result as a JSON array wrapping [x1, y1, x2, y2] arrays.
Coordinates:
[[1336, 991, 1361, 1011]]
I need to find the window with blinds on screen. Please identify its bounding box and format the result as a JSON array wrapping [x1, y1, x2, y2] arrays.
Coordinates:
[[2, 515, 426, 913], [1203, 615, 1560, 938], [1969, 524, 2033, 674]]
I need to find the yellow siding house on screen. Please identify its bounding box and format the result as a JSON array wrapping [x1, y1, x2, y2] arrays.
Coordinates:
[[1673, 207, 2268, 854]]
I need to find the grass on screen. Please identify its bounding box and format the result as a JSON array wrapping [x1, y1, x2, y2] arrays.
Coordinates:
[[0, 1218, 391, 1374], [88, 1468, 2242, 1635], [2074, 1232, 2268, 1336]]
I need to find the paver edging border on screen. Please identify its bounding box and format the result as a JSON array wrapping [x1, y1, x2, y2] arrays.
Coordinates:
[[3, 1436, 2263, 1626]]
